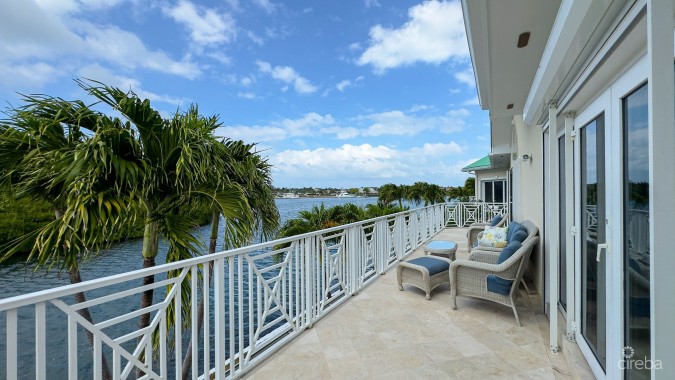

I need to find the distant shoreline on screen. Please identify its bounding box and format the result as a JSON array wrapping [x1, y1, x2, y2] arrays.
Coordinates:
[[275, 195, 379, 199]]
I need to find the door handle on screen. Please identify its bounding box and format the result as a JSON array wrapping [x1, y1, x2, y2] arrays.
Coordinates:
[[596, 243, 608, 262]]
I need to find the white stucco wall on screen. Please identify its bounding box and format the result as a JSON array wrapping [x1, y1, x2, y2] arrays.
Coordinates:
[[511, 115, 545, 306]]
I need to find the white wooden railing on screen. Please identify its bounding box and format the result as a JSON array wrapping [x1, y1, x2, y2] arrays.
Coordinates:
[[445, 202, 508, 227], [0, 204, 446, 380]]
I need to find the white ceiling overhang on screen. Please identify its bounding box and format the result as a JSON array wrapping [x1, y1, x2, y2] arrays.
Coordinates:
[[461, 0, 562, 149], [523, 0, 639, 125]]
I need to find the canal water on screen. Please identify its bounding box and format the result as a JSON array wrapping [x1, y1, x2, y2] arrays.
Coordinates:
[[0, 197, 378, 378]]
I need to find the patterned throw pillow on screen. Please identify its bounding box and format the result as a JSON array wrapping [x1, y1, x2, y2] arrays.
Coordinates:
[[478, 226, 508, 248]]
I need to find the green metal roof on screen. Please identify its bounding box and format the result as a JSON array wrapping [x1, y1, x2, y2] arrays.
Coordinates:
[[461, 155, 492, 172]]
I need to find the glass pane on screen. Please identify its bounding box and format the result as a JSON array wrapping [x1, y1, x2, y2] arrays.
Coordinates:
[[558, 136, 567, 310], [623, 83, 650, 380], [484, 181, 493, 202], [581, 115, 606, 370], [494, 181, 504, 203]]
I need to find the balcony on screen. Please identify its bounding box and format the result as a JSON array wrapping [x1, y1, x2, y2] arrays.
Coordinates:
[[0, 203, 590, 379]]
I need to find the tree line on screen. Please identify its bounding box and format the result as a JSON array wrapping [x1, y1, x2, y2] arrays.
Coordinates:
[[377, 178, 476, 207]]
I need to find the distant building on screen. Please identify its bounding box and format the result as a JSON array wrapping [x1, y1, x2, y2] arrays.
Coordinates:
[[461, 154, 510, 203]]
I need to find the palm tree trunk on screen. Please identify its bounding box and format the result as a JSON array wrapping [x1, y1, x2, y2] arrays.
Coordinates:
[[138, 220, 160, 330], [137, 219, 159, 378], [55, 210, 112, 380], [181, 211, 219, 379]]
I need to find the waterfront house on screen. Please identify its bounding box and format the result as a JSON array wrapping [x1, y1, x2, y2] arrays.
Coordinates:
[[461, 0, 674, 378]]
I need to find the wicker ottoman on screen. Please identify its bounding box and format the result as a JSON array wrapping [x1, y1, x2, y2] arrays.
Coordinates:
[[423, 240, 458, 260], [397, 257, 451, 300]]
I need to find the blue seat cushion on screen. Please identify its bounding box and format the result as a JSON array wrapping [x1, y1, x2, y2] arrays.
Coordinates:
[[407, 257, 450, 276], [489, 214, 503, 227], [510, 230, 528, 244], [487, 275, 513, 295], [426, 240, 457, 250], [498, 241, 522, 264], [506, 221, 524, 242]]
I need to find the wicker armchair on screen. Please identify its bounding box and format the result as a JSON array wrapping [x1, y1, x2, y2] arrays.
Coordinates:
[[450, 221, 539, 326], [470, 217, 536, 254], [466, 213, 508, 250]]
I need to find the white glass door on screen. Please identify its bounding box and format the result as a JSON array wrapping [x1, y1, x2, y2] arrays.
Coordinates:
[[573, 56, 649, 379], [574, 90, 614, 378]]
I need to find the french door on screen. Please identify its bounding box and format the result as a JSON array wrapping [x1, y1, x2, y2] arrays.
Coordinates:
[[575, 92, 612, 377], [573, 57, 649, 379]]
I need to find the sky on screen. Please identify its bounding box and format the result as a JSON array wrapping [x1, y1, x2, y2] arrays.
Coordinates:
[[0, 0, 491, 188]]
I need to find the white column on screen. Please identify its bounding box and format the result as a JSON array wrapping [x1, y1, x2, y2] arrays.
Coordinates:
[[647, 1, 675, 378], [564, 112, 576, 342], [548, 102, 559, 353]]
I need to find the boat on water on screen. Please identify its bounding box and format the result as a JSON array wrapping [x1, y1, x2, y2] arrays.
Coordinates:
[[279, 192, 300, 199], [336, 190, 354, 197]]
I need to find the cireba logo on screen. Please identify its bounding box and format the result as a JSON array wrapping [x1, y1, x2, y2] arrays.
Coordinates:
[[619, 346, 662, 370]]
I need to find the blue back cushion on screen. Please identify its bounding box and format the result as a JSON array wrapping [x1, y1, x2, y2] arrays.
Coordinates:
[[487, 241, 522, 295], [407, 257, 450, 276], [506, 221, 524, 242], [489, 214, 503, 227], [498, 241, 522, 264], [487, 275, 513, 295], [510, 230, 528, 244]]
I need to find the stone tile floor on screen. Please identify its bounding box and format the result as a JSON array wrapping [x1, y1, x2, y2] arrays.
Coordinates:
[[243, 227, 592, 379]]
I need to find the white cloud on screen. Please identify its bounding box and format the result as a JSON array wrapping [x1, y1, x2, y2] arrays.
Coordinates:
[[462, 97, 480, 106], [78, 64, 187, 106], [80, 24, 201, 79], [253, 0, 276, 13], [336, 80, 351, 92], [0, 0, 201, 86], [237, 92, 256, 99], [217, 125, 287, 142], [35, 0, 128, 15], [279, 112, 335, 135], [0, 62, 60, 90], [271, 142, 468, 187], [163, 0, 236, 46], [409, 104, 433, 112], [206, 52, 231, 64], [349, 42, 362, 51], [216, 107, 469, 144], [240, 76, 254, 86], [256, 61, 317, 94], [215, 112, 335, 142], [359, 108, 468, 136], [247, 30, 264, 45], [357, 0, 469, 73], [319, 126, 361, 140], [454, 66, 476, 87]]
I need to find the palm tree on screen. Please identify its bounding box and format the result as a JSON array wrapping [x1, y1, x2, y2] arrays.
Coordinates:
[[407, 182, 427, 206], [378, 183, 406, 208], [0, 92, 143, 380], [77, 83, 255, 349]]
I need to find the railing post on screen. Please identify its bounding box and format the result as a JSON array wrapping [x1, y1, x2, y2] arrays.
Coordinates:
[[213, 257, 226, 380], [6, 308, 17, 380], [304, 237, 314, 328]]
